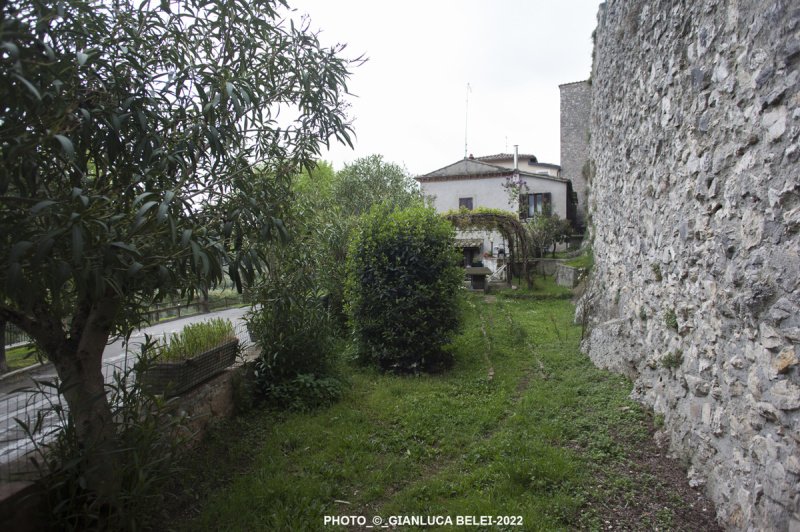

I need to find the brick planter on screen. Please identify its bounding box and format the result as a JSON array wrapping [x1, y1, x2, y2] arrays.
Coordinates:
[[139, 338, 239, 397]]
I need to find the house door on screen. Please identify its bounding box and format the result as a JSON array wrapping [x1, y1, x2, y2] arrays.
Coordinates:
[[463, 248, 474, 267]]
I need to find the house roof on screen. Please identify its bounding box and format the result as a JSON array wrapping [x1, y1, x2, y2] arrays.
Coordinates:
[[476, 153, 562, 170], [476, 152, 539, 161], [558, 79, 590, 88], [416, 158, 567, 183]]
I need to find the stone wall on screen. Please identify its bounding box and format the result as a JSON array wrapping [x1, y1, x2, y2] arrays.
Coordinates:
[[559, 80, 592, 230], [580, 1, 800, 529]]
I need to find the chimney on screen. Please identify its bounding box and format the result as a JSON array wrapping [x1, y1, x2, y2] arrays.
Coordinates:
[[513, 145, 519, 171]]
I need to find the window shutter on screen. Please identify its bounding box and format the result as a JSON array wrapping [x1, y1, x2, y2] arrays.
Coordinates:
[[519, 193, 529, 219], [543, 193, 552, 216]]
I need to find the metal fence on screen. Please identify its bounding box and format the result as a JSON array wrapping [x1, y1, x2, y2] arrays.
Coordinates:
[[0, 320, 253, 482], [3, 322, 31, 349], [144, 295, 246, 323]]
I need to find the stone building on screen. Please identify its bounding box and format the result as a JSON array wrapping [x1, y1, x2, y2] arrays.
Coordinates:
[[559, 80, 591, 231]]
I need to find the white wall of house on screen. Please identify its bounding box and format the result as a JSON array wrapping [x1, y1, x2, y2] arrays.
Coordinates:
[[520, 178, 568, 220], [421, 173, 569, 272], [421, 175, 568, 220], [423, 176, 515, 213]]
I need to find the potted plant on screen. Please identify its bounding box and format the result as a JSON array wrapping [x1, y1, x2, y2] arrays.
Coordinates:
[[138, 318, 239, 397]]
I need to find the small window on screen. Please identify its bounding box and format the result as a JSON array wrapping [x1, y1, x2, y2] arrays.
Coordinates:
[[526, 192, 552, 217], [459, 197, 473, 210]]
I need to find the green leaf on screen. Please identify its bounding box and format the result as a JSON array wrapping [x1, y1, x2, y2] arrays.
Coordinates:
[[127, 261, 144, 277], [30, 200, 57, 215], [157, 191, 175, 223], [10, 241, 33, 261], [135, 200, 158, 222], [77, 51, 89, 66], [12, 74, 40, 100], [53, 135, 75, 159], [110, 241, 140, 255], [133, 191, 155, 206], [180, 229, 192, 246], [1, 42, 19, 60]]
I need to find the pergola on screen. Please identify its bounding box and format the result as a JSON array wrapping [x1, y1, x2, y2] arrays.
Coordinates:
[[444, 211, 531, 288]]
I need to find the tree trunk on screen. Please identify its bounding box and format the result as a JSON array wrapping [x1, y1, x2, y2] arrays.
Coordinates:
[[0, 319, 7, 374], [49, 298, 121, 509], [200, 287, 210, 313]]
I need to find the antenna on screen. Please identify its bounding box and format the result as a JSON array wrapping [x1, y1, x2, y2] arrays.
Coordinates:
[[464, 82, 471, 159]]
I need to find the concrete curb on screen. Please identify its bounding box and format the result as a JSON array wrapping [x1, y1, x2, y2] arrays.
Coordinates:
[[0, 361, 49, 385]]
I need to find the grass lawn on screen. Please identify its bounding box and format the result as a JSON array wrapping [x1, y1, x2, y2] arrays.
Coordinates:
[[3, 344, 41, 372], [156, 277, 718, 531], [564, 253, 594, 270]]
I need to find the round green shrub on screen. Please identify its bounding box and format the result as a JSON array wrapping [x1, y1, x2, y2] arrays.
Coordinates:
[[345, 205, 462, 372]]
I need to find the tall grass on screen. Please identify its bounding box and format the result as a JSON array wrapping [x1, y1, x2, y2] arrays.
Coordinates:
[[156, 318, 235, 362]]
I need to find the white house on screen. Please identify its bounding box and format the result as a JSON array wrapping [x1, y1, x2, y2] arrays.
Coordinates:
[[416, 151, 575, 269]]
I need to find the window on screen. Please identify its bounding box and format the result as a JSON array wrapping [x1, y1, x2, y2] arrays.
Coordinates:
[[459, 197, 473, 210], [525, 192, 551, 218]]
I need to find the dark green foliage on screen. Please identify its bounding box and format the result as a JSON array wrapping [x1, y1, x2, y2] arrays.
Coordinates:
[[247, 196, 344, 408], [19, 338, 186, 531], [346, 205, 462, 372], [259, 374, 344, 411], [0, 0, 358, 502], [525, 214, 574, 258], [292, 156, 424, 332], [331, 154, 422, 217], [248, 248, 336, 379]]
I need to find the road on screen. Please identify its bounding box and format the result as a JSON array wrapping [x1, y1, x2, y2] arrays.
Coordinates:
[[0, 306, 252, 480]]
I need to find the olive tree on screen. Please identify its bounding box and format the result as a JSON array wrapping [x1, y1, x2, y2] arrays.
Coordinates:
[[0, 0, 358, 500], [524, 214, 573, 258], [332, 154, 422, 216]]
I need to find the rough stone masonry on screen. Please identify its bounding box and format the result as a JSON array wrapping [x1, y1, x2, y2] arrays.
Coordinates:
[[560, 79, 592, 231], [578, 1, 800, 529]]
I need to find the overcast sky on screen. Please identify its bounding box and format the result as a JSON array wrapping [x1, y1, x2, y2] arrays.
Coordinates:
[[287, 0, 602, 176]]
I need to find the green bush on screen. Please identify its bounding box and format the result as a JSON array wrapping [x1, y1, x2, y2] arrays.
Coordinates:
[[346, 205, 462, 372], [156, 318, 235, 362], [259, 373, 344, 411], [248, 241, 339, 402]]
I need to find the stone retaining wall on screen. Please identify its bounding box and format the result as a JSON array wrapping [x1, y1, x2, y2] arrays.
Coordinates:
[[580, 1, 800, 529]]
